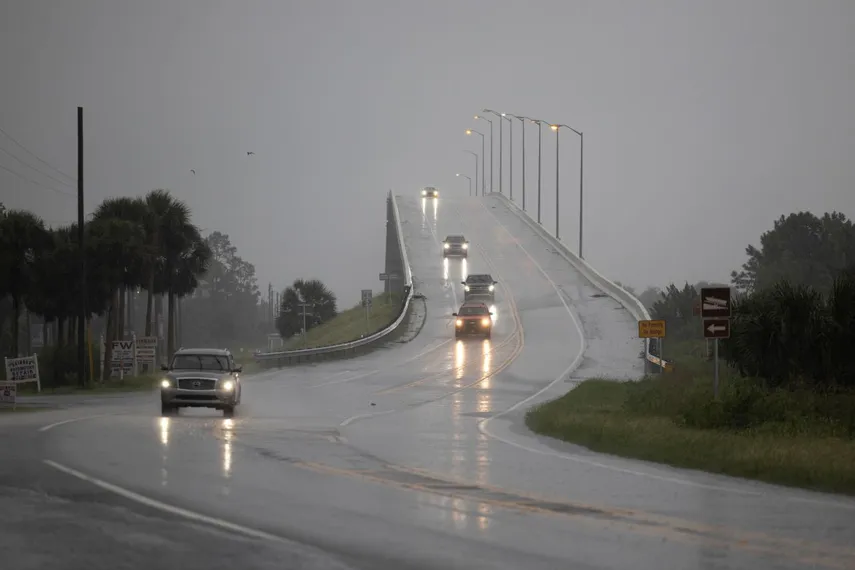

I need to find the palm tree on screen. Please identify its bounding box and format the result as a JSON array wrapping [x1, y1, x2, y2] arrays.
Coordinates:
[[0, 210, 51, 356], [166, 232, 211, 355]]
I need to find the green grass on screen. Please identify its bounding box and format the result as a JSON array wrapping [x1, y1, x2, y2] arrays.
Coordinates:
[[526, 341, 855, 495], [18, 374, 159, 396], [284, 293, 402, 350], [0, 406, 52, 413]]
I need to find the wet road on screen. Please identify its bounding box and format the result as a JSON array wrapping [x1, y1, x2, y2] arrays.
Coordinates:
[[4, 194, 855, 569]]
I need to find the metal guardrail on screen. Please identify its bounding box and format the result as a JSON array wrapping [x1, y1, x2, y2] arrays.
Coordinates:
[[491, 192, 670, 372], [254, 191, 414, 366]]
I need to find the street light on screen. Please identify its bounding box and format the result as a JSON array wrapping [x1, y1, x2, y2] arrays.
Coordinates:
[[529, 119, 545, 225], [501, 113, 513, 200], [482, 109, 503, 193], [456, 173, 472, 196], [463, 150, 478, 196], [465, 128, 486, 196], [509, 115, 528, 211], [550, 123, 583, 254], [474, 115, 493, 193]]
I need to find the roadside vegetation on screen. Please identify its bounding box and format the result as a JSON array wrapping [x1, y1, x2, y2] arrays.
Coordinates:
[[529, 210, 855, 494], [283, 292, 402, 349], [0, 195, 272, 392]]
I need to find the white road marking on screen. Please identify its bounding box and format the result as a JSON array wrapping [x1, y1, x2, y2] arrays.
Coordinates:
[[339, 409, 398, 427], [42, 459, 292, 541], [38, 414, 116, 433]]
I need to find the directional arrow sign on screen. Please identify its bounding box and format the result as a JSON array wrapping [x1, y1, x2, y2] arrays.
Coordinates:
[[703, 318, 731, 339], [700, 287, 732, 318]]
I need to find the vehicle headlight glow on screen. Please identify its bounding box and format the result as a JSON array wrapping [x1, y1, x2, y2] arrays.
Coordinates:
[[464, 285, 470, 291], [221, 380, 235, 392], [422, 190, 426, 196], [462, 243, 468, 249], [456, 319, 463, 327], [481, 318, 490, 327], [160, 379, 171, 389], [488, 284, 495, 291], [444, 243, 450, 249]]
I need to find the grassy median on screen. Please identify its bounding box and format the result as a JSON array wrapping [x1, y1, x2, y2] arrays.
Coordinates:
[[526, 342, 855, 495], [284, 293, 402, 350]]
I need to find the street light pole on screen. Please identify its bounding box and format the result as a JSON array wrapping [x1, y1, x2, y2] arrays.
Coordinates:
[[501, 113, 513, 200], [511, 115, 527, 211], [463, 150, 478, 195], [552, 124, 560, 240], [456, 173, 472, 196], [483, 109, 502, 193], [474, 115, 493, 193], [465, 129, 486, 196], [531, 119, 544, 224], [550, 123, 583, 252]]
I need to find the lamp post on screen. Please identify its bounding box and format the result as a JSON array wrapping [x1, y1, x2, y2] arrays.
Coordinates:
[[456, 173, 472, 196], [465, 129, 486, 196], [474, 115, 493, 193], [463, 150, 478, 196], [482, 109, 503, 193], [530, 119, 545, 224], [501, 113, 513, 200], [550, 123, 583, 254], [510, 115, 528, 211]]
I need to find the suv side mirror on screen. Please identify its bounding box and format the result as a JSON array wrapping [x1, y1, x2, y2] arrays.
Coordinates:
[[461, 281, 466, 285], [160, 364, 169, 371], [452, 312, 458, 316], [233, 364, 243, 373], [489, 312, 494, 315]]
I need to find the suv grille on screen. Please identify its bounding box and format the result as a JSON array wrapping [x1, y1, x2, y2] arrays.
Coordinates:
[[178, 378, 217, 390]]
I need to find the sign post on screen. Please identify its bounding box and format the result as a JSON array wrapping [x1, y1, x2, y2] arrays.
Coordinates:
[[0, 381, 17, 410], [700, 287, 732, 399], [379, 272, 401, 302], [361, 289, 373, 333], [638, 319, 667, 373]]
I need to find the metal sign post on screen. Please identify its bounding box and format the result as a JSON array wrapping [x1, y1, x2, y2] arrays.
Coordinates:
[[700, 287, 732, 399], [361, 289, 373, 333], [298, 302, 313, 346]]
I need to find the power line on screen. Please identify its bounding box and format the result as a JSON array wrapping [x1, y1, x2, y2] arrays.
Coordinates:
[[0, 124, 76, 183], [0, 162, 75, 198], [0, 145, 75, 188]]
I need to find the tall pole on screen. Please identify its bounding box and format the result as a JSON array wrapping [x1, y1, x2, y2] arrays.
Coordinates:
[[483, 110, 502, 193], [554, 126, 560, 240], [578, 131, 584, 258], [514, 116, 526, 211], [503, 114, 513, 200], [77, 107, 86, 388], [475, 115, 493, 194], [487, 119, 493, 193], [481, 133, 485, 196], [535, 120, 542, 224], [464, 150, 478, 196], [456, 173, 472, 196]]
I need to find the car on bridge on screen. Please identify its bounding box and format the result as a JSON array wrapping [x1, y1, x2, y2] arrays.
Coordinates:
[[159, 348, 243, 417], [442, 235, 469, 258], [421, 186, 439, 198], [462, 273, 497, 302], [453, 302, 493, 339]]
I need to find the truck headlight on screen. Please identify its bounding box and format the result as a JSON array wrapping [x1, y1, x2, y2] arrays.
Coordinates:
[[221, 380, 235, 392], [160, 379, 171, 389]]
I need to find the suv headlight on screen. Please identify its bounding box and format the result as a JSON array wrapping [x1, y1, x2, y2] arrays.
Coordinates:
[[481, 318, 490, 327], [220, 380, 235, 392], [464, 285, 470, 291], [444, 243, 450, 249], [421, 190, 427, 196], [462, 243, 468, 249], [160, 378, 172, 389], [455, 319, 463, 327], [488, 284, 495, 291]]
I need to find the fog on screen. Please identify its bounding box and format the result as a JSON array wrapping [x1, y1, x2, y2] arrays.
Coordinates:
[[2, 0, 854, 305]]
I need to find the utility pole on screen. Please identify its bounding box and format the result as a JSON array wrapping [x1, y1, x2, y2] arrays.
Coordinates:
[[77, 107, 86, 388]]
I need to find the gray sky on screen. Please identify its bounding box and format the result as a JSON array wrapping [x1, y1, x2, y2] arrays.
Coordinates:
[[2, 0, 854, 304]]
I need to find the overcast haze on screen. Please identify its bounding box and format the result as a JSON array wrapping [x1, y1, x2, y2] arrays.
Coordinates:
[[2, 0, 854, 305]]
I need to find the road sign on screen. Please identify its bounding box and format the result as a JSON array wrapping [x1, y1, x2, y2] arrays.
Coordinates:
[[700, 287, 732, 318], [638, 319, 666, 338], [361, 289, 373, 307], [379, 273, 400, 281], [0, 382, 16, 407], [703, 318, 731, 339]]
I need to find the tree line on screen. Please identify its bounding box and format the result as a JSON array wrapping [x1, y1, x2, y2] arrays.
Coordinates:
[[0, 191, 269, 385], [631, 210, 855, 390]]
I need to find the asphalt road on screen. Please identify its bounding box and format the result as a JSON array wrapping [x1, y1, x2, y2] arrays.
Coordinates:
[[3, 194, 855, 570]]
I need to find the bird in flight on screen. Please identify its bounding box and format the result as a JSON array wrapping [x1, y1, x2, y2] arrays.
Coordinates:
[[247, 151, 255, 156], [190, 169, 196, 175]]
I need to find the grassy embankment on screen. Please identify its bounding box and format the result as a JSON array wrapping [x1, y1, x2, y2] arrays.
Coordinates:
[[284, 293, 402, 350], [526, 339, 855, 495]]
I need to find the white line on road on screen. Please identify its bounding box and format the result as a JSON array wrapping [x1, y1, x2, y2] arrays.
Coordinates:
[[339, 409, 398, 427], [42, 459, 290, 541], [38, 414, 117, 433]]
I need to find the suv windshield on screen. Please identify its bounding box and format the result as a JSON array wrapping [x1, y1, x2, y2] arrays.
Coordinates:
[[171, 354, 230, 371], [459, 305, 489, 316], [466, 274, 492, 283], [446, 236, 465, 243]]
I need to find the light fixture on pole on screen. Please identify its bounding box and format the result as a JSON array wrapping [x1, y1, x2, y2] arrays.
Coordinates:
[[509, 115, 528, 211], [474, 115, 493, 193], [465, 128, 486, 196], [463, 150, 478, 196], [550, 123, 583, 254], [456, 173, 472, 196], [482, 109, 503, 193]]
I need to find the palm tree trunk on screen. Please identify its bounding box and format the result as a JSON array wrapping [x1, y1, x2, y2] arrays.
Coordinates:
[[117, 285, 126, 340], [167, 291, 176, 360], [57, 317, 65, 346], [145, 271, 155, 337], [11, 294, 20, 357], [43, 319, 49, 347], [24, 305, 31, 355], [101, 289, 118, 382]]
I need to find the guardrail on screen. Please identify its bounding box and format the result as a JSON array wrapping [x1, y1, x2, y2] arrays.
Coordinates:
[[254, 191, 415, 366], [491, 192, 670, 373]]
